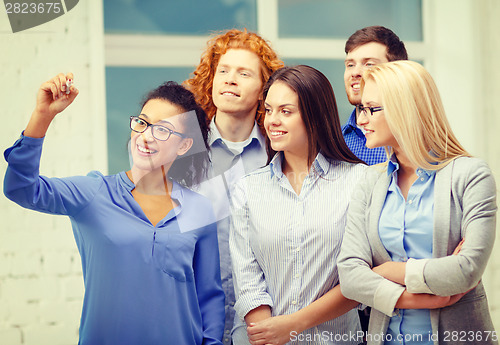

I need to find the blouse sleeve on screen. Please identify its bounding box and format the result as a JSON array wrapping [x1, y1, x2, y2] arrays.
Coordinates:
[[229, 179, 273, 320], [193, 220, 225, 345], [405, 158, 497, 295], [338, 168, 405, 317], [4, 134, 102, 217]]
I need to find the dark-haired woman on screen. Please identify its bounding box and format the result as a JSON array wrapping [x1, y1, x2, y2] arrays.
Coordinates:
[[230, 65, 366, 345], [4, 73, 225, 345]]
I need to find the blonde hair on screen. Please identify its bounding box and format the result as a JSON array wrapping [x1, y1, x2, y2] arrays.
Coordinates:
[[362, 60, 470, 170]]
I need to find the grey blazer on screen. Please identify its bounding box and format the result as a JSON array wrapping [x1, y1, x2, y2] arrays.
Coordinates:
[[338, 157, 497, 345]]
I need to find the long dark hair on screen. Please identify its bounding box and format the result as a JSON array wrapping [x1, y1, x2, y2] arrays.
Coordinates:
[[141, 81, 210, 187], [263, 65, 365, 166]]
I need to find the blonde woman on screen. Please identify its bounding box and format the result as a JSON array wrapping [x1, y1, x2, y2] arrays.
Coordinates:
[[338, 61, 497, 345]]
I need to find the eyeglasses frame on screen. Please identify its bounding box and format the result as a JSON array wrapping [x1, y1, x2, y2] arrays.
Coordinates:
[[356, 105, 384, 117], [129, 116, 186, 141]]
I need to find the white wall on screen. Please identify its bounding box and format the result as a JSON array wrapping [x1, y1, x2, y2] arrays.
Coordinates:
[[425, 0, 500, 333], [0, 1, 106, 344]]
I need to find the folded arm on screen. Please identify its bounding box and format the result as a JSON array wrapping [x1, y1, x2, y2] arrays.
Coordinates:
[[246, 285, 358, 345]]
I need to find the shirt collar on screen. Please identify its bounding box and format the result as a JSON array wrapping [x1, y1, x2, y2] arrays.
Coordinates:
[[269, 152, 284, 179], [208, 117, 265, 148], [119, 171, 185, 206], [269, 151, 330, 179], [170, 181, 184, 205], [119, 171, 135, 191], [312, 151, 330, 176], [386, 154, 399, 175], [386, 154, 435, 177], [208, 118, 223, 146], [341, 108, 358, 134]]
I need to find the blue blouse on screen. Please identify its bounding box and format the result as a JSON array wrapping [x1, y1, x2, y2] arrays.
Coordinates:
[[4, 134, 225, 345], [379, 157, 435, 345]]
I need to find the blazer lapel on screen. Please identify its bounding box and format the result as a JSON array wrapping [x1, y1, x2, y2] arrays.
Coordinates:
[[433, 161, 453, 258], [368, 172, 393, 263]]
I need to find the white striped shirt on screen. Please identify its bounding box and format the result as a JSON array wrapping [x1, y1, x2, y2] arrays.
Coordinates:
[[230, 152, 366, 344]]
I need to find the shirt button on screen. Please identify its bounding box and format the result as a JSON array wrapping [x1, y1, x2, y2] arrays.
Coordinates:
[[420, 177, 424, 181], [230, 301, 235, 306], [225, 330, 230, 334], [291, 300, 297, 305], [296, 247, 300, 252], [408, 199, 413, 204]]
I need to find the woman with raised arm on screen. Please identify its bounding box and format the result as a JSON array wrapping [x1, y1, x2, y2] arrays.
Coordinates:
[[4, 73, 225, 345], [338, 61, 497, 345], [230, 65, 367, 345]]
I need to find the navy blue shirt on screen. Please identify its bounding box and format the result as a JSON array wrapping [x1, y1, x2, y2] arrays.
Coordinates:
[[342, 108, 387, 165], [4, 134, 225, 345]]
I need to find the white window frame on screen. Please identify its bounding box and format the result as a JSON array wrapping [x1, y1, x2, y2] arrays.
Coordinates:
[[105, 0, 427, 68]]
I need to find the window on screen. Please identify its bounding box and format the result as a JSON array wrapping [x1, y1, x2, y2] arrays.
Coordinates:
[[105, 0, 423, 173]]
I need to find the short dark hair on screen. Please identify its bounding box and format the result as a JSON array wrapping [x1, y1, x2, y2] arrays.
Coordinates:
[[141, 81, 210, 187], [263, 65, 365, 166], [345, 26, 408, 61]]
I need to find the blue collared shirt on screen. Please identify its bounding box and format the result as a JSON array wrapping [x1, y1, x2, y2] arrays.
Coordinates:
[[379, 156, 435, 345], [4, 134, 225, 345], [342, 108, 387, 165], [230, 152, 366, 344], [193, 118, 267, 344]]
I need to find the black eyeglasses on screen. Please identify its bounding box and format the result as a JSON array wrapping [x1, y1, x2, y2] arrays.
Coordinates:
[[356, 105, 384, 117], [130, 116, 186, 141]]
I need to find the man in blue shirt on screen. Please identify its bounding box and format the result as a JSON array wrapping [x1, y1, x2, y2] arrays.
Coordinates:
[[185, 29, 283, 345], [342, 26, 408, 165]]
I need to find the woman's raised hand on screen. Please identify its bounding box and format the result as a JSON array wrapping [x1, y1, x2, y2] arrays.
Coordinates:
[[25, 73, 79, 138], [35, 73, 78, 118]]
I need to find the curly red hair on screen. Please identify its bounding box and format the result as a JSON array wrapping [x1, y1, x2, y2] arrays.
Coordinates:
[[184, 29, 283, 129]]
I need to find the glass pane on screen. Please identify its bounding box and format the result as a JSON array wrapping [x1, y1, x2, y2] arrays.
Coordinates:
[[104, 0, 257, 35], [283, 58, 353, 125], [106, 66, 194, 174], [278, 0, 422, 41]]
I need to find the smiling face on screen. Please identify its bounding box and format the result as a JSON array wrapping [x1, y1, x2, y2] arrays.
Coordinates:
[[264, 81, 308, 159], [358, 79, 398, 150], [130, 98, 192, 174], [344, 42, 389, 105], [211, 48, 264, 120]]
